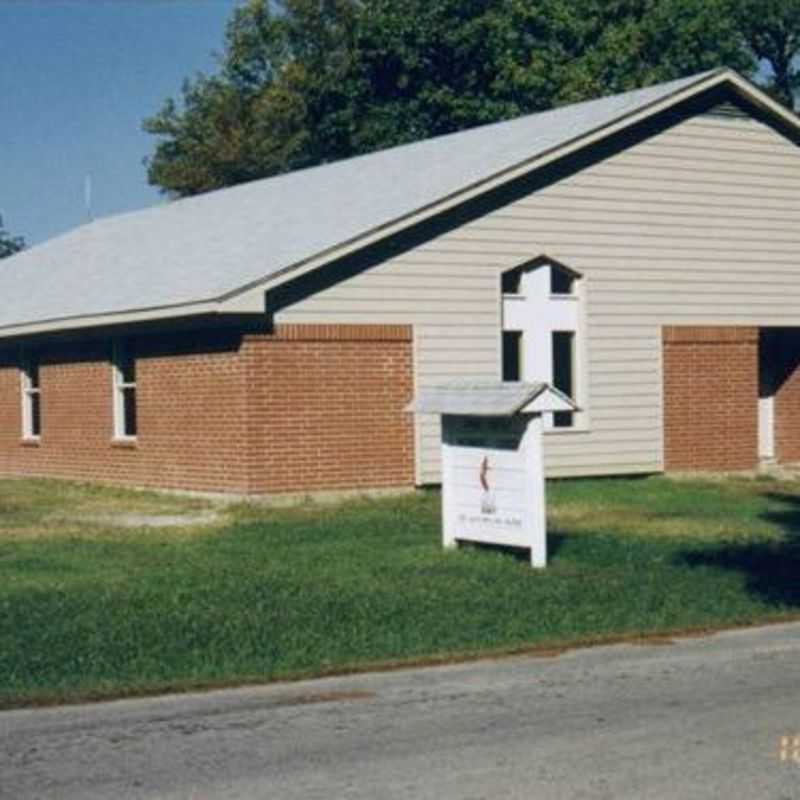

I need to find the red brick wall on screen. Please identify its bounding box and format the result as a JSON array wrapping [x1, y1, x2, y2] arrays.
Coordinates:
[[243, 325, 415, 493], [0, 324, 415, 494], [663, 326, 758, 471], [0, 332, 250, 493], [771, 330, 800, 463], [775, 373, 800, 462]]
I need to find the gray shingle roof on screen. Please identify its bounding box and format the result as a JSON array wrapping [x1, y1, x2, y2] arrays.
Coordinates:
[[1, 70, 722, 331], [407, 381, 577, 416]]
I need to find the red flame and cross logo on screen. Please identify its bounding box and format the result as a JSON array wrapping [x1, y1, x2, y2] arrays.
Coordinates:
[[479, 455, 496, 514]]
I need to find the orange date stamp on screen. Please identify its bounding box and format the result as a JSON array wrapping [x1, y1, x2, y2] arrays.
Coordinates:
[[780, 736, 800, 764]]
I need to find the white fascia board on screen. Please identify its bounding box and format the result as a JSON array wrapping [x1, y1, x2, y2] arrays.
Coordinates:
[[0, 300, 228, 340], [724, 72, 800, 131], [0, 283, 268, 340], [219, 291, 266, 314], [220, 69, 752, 313]]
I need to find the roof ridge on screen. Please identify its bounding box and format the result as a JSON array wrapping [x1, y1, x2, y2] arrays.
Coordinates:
[[158, 68, 725, 212]]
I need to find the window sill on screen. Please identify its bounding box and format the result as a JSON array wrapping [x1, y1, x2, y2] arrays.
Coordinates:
[[20, 438, 41, 447], [111, 438, 138, 449], [544, 426, 591, 436]]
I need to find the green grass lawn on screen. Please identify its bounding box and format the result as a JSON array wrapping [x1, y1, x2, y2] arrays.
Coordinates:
[[1, 474, 799, 708]]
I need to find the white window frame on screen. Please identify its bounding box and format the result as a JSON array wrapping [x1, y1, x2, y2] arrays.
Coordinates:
[[500, 259, 589, 432], [112, 339, 137, 441], [20, 351, 41, 440]]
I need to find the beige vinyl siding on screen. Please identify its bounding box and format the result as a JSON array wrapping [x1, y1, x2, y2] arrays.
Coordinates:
[[275, 112, 800, 483]]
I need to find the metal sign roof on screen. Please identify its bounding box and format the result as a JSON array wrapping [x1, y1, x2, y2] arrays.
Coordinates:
[[407, 382, 578, 416]]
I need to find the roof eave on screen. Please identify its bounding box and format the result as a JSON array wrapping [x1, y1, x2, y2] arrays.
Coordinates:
[[0, 297, 266, 342]]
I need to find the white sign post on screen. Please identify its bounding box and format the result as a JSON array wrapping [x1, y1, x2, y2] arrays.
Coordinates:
[[408, 383, 577, 568]]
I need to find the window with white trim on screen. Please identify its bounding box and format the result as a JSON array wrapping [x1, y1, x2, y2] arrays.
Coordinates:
[[502, 330, 522, 382], [501, 258, 584, 429], [551, 330, 575, 428], [112, 339, 137, 439], [20, 352, 41, 439]]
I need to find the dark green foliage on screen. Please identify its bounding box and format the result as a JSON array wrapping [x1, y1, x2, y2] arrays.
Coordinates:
[[733, 0, 800, 110], [143, 0, 360, 195], [0, 216, 24, 259], [144, 0, 792, 198], [1, 475, 799, 707]]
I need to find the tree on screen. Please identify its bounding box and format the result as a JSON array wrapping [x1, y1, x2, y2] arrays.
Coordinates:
[[734, 0, 800, 110], [0, 216, 24, 259], [143, 0, 777, 198], [343, 0, 753, 149], [531, 0, 753, 102], [144, 0, 359, 195]]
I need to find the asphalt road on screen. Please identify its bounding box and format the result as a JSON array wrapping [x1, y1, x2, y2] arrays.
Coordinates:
[[2, 622, 799, 799]]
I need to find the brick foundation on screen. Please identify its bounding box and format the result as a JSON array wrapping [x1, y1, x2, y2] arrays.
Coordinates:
[[0, 324, 414, 495], [663, 326, 758, 472]]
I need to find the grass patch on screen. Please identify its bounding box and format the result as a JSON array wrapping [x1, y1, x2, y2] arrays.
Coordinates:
[[0, 478, 215, 541], [1, 475, 799, 708]]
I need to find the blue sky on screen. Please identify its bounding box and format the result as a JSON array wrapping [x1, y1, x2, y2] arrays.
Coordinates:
[[1, 0, 240, 245], [2, 3, 787, 248]]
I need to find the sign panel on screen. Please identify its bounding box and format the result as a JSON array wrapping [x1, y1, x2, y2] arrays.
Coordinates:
[[441, 414, 547, 567], [407, 382, 575, 568]]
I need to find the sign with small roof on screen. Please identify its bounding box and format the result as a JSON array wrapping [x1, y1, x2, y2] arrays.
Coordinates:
[[408, 382, 577, 568]]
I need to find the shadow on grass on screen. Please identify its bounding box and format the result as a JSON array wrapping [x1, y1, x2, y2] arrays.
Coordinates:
[[678, 492, 800, 608], [459, 533, 567, 564]]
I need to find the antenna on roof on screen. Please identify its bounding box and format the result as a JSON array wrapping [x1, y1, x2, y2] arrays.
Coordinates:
[[84, 174, 93, 223]]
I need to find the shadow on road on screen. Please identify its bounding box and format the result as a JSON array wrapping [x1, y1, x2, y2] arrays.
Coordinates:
[[678, 491, 800, 608]]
